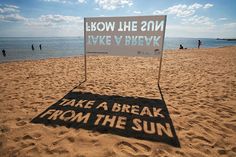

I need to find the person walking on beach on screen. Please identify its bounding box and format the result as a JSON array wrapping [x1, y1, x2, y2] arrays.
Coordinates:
[[198, 40, 202, 49], [39, 44, 42, 50], [2, 49, 6, 57], [31, 44, 34, 51]]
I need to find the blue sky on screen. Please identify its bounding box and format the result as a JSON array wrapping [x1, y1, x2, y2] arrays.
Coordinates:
[[0, 0, 235, 38]]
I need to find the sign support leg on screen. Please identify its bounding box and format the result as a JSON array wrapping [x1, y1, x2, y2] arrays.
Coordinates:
[[84, 49, 87, 81], [84, 18, 87, 82], [158, 15, 167, 86], [157, 51, 163, 85]]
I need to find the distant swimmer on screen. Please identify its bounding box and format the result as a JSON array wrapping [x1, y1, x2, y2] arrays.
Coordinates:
[[198, 40, 202, 49], [39, 44, 42, 50], [31, 44, 34, 51], [2, 49, 6, 57]]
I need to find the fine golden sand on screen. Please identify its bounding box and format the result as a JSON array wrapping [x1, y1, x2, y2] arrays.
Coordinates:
[[0, 46, 236, 157]]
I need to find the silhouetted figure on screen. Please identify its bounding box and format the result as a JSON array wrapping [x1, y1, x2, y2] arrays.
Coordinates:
[[179, 44, 183, 49], [31, 44, 34, 51], [198, 40, 202, 49], [2, 49, 6, 57], [39, 44, 42, 50]]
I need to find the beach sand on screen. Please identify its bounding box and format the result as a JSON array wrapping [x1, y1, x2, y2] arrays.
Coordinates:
[[0, 46, 236, 157]]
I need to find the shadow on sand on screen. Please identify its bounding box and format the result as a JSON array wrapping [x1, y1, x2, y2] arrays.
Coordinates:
[[31, 82, 180, 147]]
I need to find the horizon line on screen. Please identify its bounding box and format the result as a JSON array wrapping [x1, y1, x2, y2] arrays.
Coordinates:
[[1, 36, 233, 39]]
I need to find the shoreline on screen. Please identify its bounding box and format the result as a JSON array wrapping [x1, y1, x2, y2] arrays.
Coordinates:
[[1, 45, 236, 64]]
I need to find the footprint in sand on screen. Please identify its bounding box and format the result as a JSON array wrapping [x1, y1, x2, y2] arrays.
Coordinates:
[[113, 141, 152, 157], [57, 130, 70, 137], [0, 125, 10, 134], [16, 117, 27, 126], [22, 132, 42, 140], [16, 120, 27, 126], [88, 130, 101, 137]]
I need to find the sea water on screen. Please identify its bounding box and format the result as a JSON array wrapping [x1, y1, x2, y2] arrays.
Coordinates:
[[0, 37, 236, 62]]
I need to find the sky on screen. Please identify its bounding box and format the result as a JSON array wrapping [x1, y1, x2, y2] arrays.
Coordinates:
[[0, 0, 236, 38]]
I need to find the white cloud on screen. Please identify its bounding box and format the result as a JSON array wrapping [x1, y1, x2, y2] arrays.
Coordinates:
[[0, 3, 84, 36], [43, 0, 68, 3], [0, 13, 26, 22], [0, 4, 25, 22], [4, 4, 19, 9], [218, 17, 227, 21], [77, 0, 86, 3], [203, 3, 213, 9], [223, 22, 236, 28], [182, 15, 214, 26], [43, 0, 86, 4], [166, 18, 235, 38], [24, 14, 84, 36], [202, 22, 236, 38], [153, 2, 216, 37], [166, 24, 217, 38], [95, 0, 133, 10], [0, 4, 20, 14], [218, 22, 236, 38], [153, 3, 213, 17], [40, 14, 82, 23], [133, 10, 141, 14], [188, 3, 202, 10], [26, 14, 83, 27], [94, 7, 100, 10]]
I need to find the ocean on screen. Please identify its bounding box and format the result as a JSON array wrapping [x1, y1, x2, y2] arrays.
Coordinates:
[[0, 37, 236, 62]]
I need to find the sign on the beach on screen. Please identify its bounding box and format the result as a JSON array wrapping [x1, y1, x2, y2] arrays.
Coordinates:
[[32, 91, 180, 147], [85, 15, 166, 56]]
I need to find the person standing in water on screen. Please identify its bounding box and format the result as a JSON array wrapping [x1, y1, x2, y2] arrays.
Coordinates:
[[39, 44, 42, 50], [2, 49, 6, 57], [198, 40, 202, 49], [31, 44, 34, 51]]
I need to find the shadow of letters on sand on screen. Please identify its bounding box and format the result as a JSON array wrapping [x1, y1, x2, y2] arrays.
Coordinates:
[[31, 91, 180, 147]]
